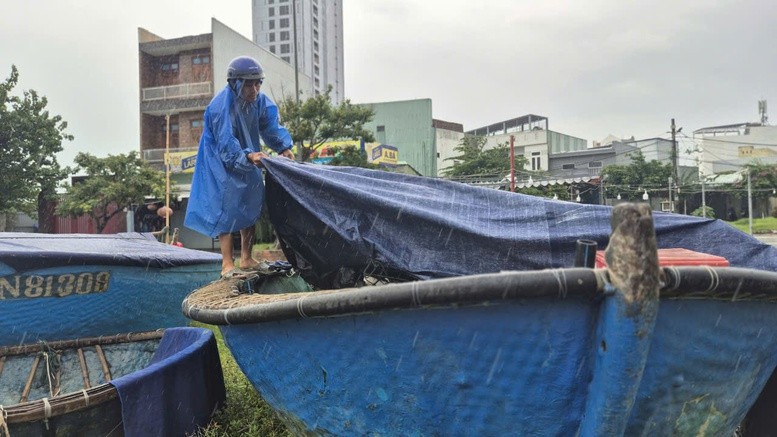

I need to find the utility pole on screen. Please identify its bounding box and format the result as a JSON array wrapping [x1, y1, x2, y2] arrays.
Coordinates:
[[292, 0, 300, 104], [291, 0, 302, 162], [671, 118, 679, 211], [747, 168, 753, 235], [701, 176, 706, 218], [509, 135, 515, 192]]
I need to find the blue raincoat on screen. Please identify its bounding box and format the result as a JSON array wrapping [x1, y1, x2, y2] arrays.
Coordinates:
[[185, 83, 292, 238]]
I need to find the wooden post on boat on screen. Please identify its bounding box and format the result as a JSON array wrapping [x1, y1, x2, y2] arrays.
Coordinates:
[[164, 114, 171, 244], [578, 203, 661, 436]]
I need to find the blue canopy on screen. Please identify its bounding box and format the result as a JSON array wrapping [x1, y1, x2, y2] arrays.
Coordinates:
[[263, 158, 777, 289]]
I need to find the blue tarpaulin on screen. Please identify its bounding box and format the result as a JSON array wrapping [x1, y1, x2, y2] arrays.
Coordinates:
[[0, 232, 221, 271], [262, 158, 777, 289], [111, 327, 226, 437]]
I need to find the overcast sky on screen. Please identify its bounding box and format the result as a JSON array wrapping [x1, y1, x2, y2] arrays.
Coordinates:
[[1, 0, 775, 167]]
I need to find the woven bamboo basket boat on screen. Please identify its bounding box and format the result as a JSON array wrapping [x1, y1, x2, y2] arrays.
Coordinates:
[[0, 327, 225, 437]]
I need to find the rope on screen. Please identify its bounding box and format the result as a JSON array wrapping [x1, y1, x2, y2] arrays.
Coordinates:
[[39, 341, 61, 398], [0, 404, 9, 437], [43, 352, 54, 398], [551, 269, 569, 299], [42, 398, 51, 430], [81, 389, 90, 407], [296, 295, 309, 318]]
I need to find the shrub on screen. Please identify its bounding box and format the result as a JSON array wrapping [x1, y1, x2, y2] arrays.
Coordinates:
[[691, 206, 716, 219]]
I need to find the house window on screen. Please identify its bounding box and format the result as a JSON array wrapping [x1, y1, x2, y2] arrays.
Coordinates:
[[588, 161, 602, 168], [268, 20, 275, 30], [562, 163, 575, 170], [281, 56, 290, 63], [314, 78, 320, 87], [162, 122, 179, 132], [377, 125, 385, 132], [269, 45, 276, 54], [313, 29, 319, 40], [280, 18, 289, 27], [192, 54, 210, 65], [269, 33, 275, 42], [531, 152, 541, 171], [280, 31, 290, 41], [280, 44, 290, 54], [267, 0, 274, 3], [268, 7, 275, 16], [191, 119, 203, 128], [160, 58, 179, 75], [279, 5, 289, 14]]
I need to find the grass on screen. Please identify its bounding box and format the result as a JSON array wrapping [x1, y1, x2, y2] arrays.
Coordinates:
[[728, 217, 777, 234], [191, 322, 292, 437], [253, 242, 277, 252]]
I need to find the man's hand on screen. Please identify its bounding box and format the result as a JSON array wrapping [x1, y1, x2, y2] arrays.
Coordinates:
[[247, 151, 269, 166], [280, 149, 295, 160]]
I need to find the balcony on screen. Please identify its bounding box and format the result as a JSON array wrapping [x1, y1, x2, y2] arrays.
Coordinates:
[[142, 82, 212, 101]]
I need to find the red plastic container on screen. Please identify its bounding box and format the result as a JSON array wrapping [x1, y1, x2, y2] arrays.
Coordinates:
[[595, 248, 730, 268]]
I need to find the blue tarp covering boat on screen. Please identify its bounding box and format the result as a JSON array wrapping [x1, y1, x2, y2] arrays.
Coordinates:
[[0, 233, 222, 345], [261, 158, 777, 288]]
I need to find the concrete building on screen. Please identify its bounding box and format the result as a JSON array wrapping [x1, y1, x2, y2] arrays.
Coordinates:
[[465, 115, 588, 174], [358, 99, 466, 178], [138, 18, 312, 249], [546, 138, 693, 181], [434, 119, 465, 176], [252, 0, 344, 103], [694, 123, 777, 176], [359, 99, 434, 177]]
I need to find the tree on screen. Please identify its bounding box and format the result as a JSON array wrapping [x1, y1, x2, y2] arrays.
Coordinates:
[[0, 65, 72, 230], [57, 152, 165, 233], [734, 161, 777, 199], [443, 135, 528, 179], [725, 161, 777, 218], [278, 86, 375, 162], [601, 151, 673, 200], [327, 145, 378, 169]]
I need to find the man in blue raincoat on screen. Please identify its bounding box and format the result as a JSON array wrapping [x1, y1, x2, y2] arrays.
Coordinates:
[[185, 56, 294, 278]]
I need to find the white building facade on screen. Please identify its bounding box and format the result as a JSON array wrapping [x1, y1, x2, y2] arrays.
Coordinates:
[[252, 0, 344, 103], [694, 123, 777, 176]]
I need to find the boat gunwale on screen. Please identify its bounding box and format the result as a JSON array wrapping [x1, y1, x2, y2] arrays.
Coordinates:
[[182, 266, 777, 326], [1, 330, 165, 423]]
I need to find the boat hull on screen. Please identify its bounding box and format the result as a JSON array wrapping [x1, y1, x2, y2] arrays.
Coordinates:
[[0, 232, 221, 345], [0, 263, 219, 345], [222, 296, 777, 436]]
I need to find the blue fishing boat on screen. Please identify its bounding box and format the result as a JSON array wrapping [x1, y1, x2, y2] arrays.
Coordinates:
[[0, 327, 225, 437], [183, 203, 777, 436], [0, 232, 221, 346]]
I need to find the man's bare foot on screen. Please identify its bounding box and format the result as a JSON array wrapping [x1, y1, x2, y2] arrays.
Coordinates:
[[239, 258, 263, 270]]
